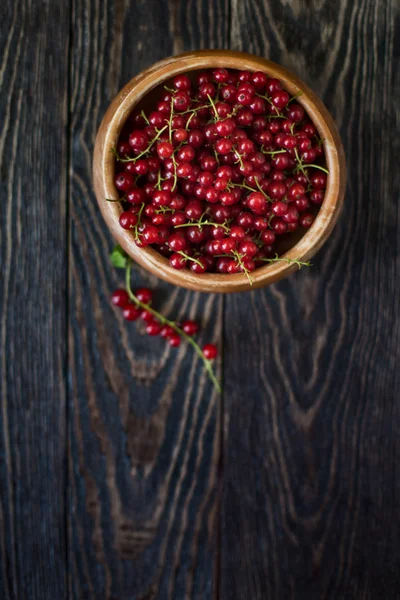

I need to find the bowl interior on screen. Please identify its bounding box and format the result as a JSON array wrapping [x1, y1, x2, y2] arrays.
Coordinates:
[[118, 72, 315, 258], [97, 51, 345, 292]]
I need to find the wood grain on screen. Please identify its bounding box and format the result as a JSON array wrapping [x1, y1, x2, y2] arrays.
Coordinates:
[[68, 1, 226, 598], [1, 1, 400, 599], [222, 0, 400, 598], [0, 0, 69, 598]]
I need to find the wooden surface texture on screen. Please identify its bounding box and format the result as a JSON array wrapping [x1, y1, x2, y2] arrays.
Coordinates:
[[1, 0, 399, 598]]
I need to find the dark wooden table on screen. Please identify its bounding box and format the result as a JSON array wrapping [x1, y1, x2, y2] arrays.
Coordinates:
[[1, 1, 399, 598]]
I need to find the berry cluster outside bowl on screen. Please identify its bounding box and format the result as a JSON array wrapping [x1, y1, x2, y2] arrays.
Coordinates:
[[93, 50, 346, 293]]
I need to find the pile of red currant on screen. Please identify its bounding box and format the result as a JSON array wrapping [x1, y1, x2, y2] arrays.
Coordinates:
[[112, 68, 328, 280], [111, 273, 220, 391]]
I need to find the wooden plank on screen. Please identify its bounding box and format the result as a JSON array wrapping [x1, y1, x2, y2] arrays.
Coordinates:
[[68, 1, 228, 597], [0, 0, 69, 598], [222, 0, 400, 598]]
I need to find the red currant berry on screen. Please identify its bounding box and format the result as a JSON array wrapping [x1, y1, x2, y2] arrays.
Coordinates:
[[146, 321, 162, 336], [253, 216, 269, 231], [142, 225, 160, 244], [115, 172, 134, 191], [236, 212, 254, 229], [216, 138, 233, 155], [186, 226, 206, 244], [267, 182, 286, 200], [282, 206, 299, 223], [168, 232, 187, 251], [295, 196, 310, 212], [123, 304, 141, 321], [190, 257, 208, 273], [271, 219, 287, 234], [247, 192, 267, 215], [220, 238, 236, 253], [216, 257, 232, 273], [168, 333, 181, 347], [271, 201, 288, 217], [152, 190, 171, 206], [310, 172, 327, 189], [173, 74, 191, 91], [299, 213, 315, 228], [215, 102, 231, 118], [287, 183, 306, 201], [205, 187, 219, 203], [185, 200, 204, 220], [230, 225, 245, 240], [173, 91, 191, 112], [212, 68, 229, 83], [302, 148, 317, 163], [177, 145, 195, 162], [119, 211, 138, 229], [287, 103, 305, 122], [226, 260, 240, 274], [157, 141, 174, 159], [310, 190, 324, 205], [173, 128, 188, 144], [251, 71, 267, 90], [188, 129, 205, 148], [111, 289, 130, 308], [160, 324, 174, 338], [261, 230, 276, 245], [215, 118, 236, 137], [203, 344, 217, 359], [169, 253, 187, 269], [128, 130, 148, 151], [238, 240, 258, 257], [237, 89, 253, 106], [135, 288, 153, 303], [198, 82, 216, 100], [236, 108, 254, 127], [220, 84, 237, 104]]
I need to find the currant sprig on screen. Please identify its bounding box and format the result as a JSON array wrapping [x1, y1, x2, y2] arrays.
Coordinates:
[[256, 254, 312, 269], [122, 258, 220, 392], [111, 124, 168, 163]]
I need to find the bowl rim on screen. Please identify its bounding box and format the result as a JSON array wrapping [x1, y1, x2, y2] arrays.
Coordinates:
[[93, 50, 346, 293]]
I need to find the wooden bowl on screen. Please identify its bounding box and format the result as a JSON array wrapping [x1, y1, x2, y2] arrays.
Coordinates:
[[93, 50, 346, 292]]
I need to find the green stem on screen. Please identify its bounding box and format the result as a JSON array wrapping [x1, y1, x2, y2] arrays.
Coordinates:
[[256, 93, 284, 117], [171, 154, 178, 192], [257, 254, 312, 270], [287, 91, 303, 104], [254, 178, 273, 202], [294, 147, 310, 182], [140, 109, 150, 124], [155, 169, 163, 190], [232, 251, 253, 285], [125, 262, 221, 392], [231, 180, 272, 203], [112, 125, 169, 162], [185, 111, 196, 130], [261, 148, 287, 155], [177, 251, 204, 267], [167, 99, 178, 192], [233, 150, 244, 169], [174, 220, 230, 233], [207, 93, 219, 119], [155, 206, 175, 214], [230, 181, 256, 193], [132, 202, 145, 242], [305, 163, 329, 175]]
